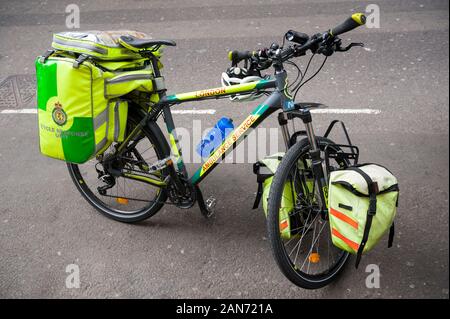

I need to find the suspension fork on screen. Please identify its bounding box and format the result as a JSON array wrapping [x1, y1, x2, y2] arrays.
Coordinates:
[[295, 109, 329, 213], [278, 112, 291, 150]]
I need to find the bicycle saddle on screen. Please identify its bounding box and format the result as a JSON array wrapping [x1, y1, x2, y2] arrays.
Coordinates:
[[119, 35, 176, 51]]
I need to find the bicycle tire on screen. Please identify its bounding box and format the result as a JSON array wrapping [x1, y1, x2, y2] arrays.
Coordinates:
[[67, 107, 170, 223], [267, 137, 350, 289]]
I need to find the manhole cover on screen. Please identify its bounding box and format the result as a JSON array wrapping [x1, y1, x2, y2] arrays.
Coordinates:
[[0, 74, 36, 109]]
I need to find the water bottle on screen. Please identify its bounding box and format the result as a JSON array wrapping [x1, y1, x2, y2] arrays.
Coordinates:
[[196, 117, 234, 159]]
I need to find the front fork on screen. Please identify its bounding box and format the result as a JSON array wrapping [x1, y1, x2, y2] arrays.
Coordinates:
[[280, 109, 329, 214]]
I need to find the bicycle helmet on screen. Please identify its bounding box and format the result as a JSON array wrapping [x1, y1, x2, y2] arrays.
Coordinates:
[[221, 66, 267, 101]]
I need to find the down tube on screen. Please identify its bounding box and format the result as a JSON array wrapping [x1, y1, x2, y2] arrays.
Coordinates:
[[190, 92, 281, 185]]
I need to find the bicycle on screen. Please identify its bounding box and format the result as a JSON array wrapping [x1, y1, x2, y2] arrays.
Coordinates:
[[67, 13, 367, 289]]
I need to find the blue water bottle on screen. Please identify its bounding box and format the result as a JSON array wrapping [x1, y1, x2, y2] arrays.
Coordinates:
[[196, 117, 234, 159]]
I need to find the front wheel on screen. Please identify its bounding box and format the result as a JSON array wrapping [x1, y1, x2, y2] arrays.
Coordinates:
[[267, 137, 350, 289]]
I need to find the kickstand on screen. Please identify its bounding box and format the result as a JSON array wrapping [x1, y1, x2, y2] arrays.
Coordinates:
[[195, 186, 216, 218]]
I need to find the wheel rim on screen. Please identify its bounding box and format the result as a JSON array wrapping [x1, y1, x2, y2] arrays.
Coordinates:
[[68, 117, 166, 217], [276, 143, 349, 281]]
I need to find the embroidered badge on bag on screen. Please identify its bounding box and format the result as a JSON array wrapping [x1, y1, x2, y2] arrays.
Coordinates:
[[52, 102, 67, 126]]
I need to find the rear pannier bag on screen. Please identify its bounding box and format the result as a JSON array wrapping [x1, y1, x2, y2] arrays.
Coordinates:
[[52, 30, 161, 61], [253, 153, 297, 240], [104, 69, 156, 98], [36, 56, 129, 163], [328, 164, 399, 267]]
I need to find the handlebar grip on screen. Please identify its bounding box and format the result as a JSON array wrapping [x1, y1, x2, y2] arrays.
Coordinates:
[[329, 13, 366, 37], [228, 50, 256, 65]]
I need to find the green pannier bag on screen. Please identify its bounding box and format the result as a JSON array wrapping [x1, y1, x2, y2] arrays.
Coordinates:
[[35, 55, 130, 163], [328, 164, 399, 267], [253, 153, 297, 240], [36, 30, 167, 164]]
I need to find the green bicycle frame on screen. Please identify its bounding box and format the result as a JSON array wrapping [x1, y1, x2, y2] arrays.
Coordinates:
[[160, 78, 280, 185], [117, 63, 328, 213]]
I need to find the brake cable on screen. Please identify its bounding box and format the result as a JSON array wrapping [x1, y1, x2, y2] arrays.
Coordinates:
[[290, 53, 316, 93], [293, 56, 328, 101], [285, 60, 303, 89]]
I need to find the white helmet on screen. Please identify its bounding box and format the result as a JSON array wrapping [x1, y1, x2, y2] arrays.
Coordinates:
[[221, 67, 266, 102]]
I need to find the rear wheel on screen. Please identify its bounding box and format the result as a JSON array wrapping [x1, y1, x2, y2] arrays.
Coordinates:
[[67, 107, 170, 223], [267, 137, 350, 289]]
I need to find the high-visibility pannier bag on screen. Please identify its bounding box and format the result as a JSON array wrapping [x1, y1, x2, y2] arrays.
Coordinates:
[[35, 56, 130, 163], [51, 30, 162, 61], [328, 164, 399, 267], [104, 69, 157, 98], [253, 153, 298, 240]]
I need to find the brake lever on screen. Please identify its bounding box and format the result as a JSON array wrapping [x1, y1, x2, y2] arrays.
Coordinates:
[[336, 42, 364, 52]]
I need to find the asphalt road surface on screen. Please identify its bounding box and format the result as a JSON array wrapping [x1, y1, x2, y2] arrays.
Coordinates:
[[0, 0, 448, 298]]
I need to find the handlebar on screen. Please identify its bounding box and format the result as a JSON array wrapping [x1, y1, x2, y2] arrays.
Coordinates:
[[228, 50, 258, 66], [329, 13, 366, 37], [228, 13, 366, 69]]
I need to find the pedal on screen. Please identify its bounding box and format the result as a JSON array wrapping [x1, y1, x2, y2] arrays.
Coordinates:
[[195, 186, 216, 218], [205, 196, 217, 213]]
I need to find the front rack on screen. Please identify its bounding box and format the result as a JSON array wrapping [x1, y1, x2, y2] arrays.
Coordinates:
[[323, 120, 359, 173], [287, 113, 360, 175]]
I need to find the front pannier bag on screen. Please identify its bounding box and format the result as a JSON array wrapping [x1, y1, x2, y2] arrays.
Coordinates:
[[328, 164, 399, 267], [253, 153, 296, 240]]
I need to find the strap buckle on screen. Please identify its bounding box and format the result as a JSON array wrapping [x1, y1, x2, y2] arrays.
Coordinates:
[[73, 54, 89, 68], [39, 50, 55, 63]]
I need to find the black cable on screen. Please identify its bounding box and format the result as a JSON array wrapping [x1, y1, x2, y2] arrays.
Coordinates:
[[285, 60, 303, 89], [291, 53, 316, 93], [293, 56, 328, 101]]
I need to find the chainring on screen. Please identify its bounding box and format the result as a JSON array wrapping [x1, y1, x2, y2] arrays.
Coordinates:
[[167, 175, 196, 209]]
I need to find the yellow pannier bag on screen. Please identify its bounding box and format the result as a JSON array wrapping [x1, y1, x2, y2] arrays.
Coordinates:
[[104, 69, 156, 99], [328, 164, 399, 268], [253, 153, 298, 240], [107, 99, 128, 143], [35, 55, 131, 163], [52, 30, 162, 61]]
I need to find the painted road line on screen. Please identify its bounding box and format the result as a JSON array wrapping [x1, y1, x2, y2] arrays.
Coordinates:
[[172, 109, 216, 114], [0, 109, 217, 115], [0, 108, 381, 115], [1, 108, 37, 114], [311, 108, 381, 114]]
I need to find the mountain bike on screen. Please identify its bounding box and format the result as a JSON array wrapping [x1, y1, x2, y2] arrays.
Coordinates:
[[67, 13, 367, 289]]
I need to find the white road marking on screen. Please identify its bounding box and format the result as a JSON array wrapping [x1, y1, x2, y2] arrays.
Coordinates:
[[0, 108, 381, 115], [171, 109, 216, 114], [1, 108, 37, 114], [311, 108, 381, 114], [0, 108, 217, 115]]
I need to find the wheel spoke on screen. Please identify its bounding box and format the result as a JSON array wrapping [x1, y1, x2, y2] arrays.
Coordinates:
[[272, 139, 351, 285], [67, 117, 168, 216]]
